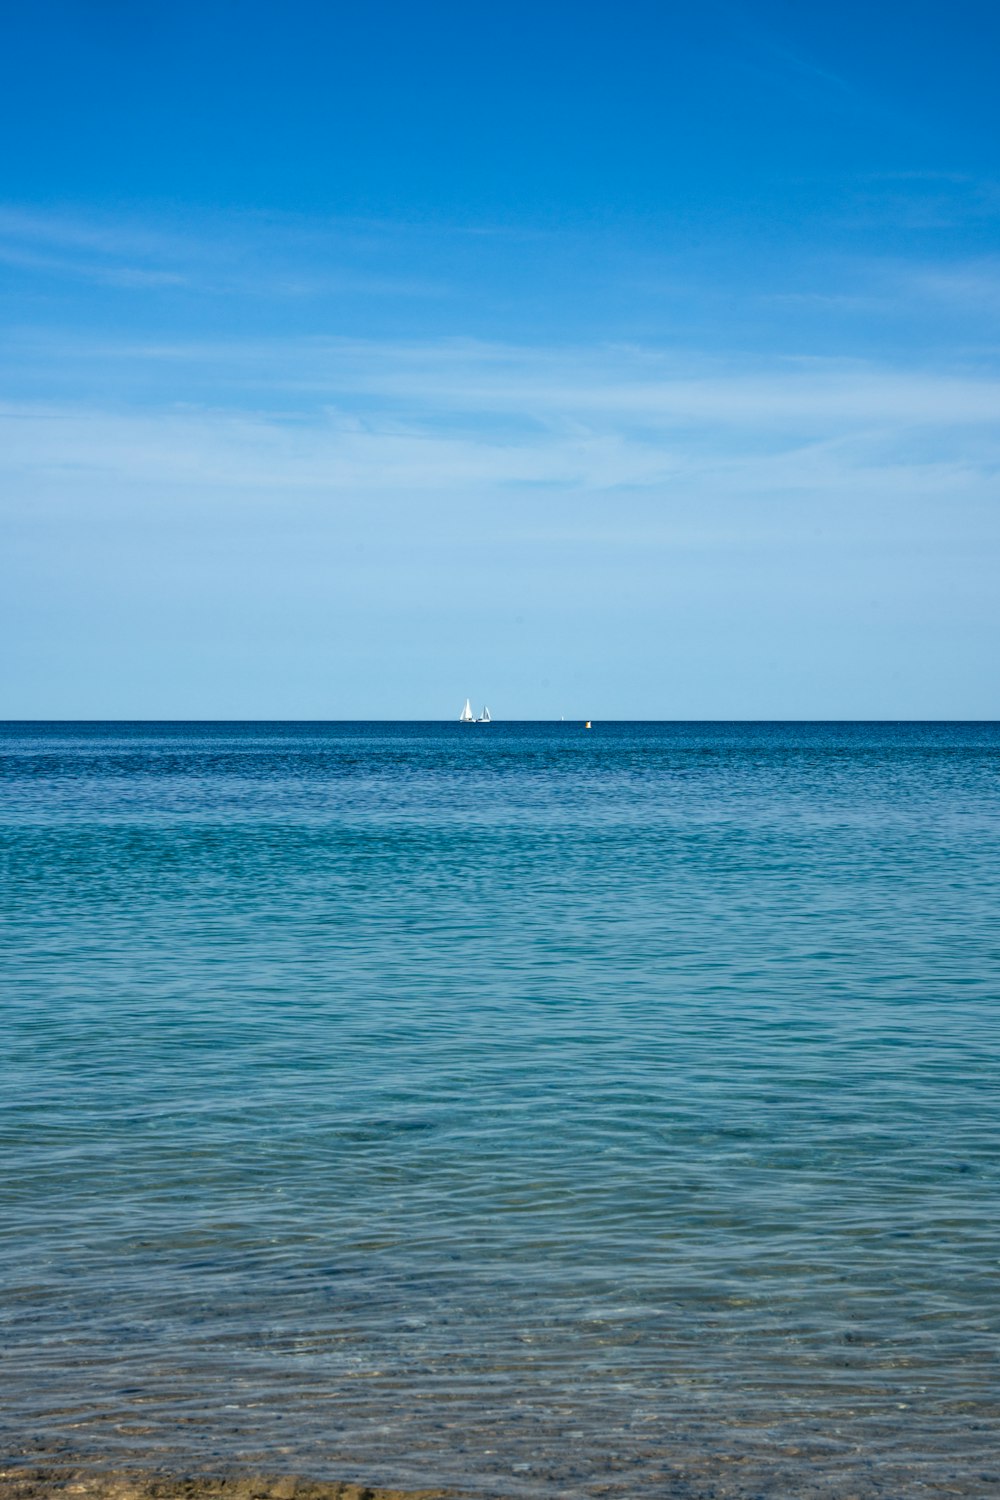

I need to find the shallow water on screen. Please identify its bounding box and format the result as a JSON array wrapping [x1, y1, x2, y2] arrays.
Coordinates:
[[2, 722, 999, 1497]]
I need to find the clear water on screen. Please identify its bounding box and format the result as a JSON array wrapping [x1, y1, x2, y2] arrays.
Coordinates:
[[2, 722, 998, 1498]]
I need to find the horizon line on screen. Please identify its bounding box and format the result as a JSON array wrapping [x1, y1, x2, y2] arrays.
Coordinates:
[[2, 717, 998, 727]]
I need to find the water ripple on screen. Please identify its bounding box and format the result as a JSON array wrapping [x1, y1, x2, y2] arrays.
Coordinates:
[[2, 722, 999, 1496]]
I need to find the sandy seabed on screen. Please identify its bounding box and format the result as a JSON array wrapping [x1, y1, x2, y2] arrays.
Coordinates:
[[0, 1476, 451, 1500]]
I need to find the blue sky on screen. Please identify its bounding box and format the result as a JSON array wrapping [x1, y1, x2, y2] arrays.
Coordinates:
[[2, 0, 999, 717]]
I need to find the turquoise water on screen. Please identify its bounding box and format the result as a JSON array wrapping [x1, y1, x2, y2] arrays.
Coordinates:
[[2, 722, 998, 1498]]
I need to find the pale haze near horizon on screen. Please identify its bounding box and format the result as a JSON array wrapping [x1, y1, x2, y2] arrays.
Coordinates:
[[2, 1, 999, 720]]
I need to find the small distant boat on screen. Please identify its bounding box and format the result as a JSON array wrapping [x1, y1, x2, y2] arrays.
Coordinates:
[[585, 720, 592, 729], [477, 706, 491, 723], [459, 698, 475, 723]]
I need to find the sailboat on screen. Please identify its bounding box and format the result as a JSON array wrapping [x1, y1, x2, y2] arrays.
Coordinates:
[[459, 698, 475, 723], [477, 706, 491, 723]]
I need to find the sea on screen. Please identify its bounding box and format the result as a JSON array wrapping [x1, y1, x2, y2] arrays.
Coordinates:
[[2, 721, 998, 1498]]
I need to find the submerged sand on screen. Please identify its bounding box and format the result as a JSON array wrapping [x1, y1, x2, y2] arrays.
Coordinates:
[[0, 1475, 452, 1500]]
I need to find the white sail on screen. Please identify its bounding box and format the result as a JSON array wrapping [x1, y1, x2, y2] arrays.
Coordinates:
[[459, 698, 474, 722], [477, 706, 491, 722]]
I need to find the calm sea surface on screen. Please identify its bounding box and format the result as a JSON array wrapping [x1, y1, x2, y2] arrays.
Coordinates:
[[2, 722, 998, 1497]]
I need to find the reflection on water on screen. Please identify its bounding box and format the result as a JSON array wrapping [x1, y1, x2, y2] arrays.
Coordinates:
[[2, 722, 999, 1496]]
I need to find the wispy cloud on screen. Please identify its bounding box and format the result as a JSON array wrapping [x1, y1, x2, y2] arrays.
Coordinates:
[[2, 339, 998, 522], [12, 331, 998, 427], [0, 203, 449, 300], [835, 173, 1000, 232], [905, 258, 1000, 312], [0, 239, 190, 288]]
